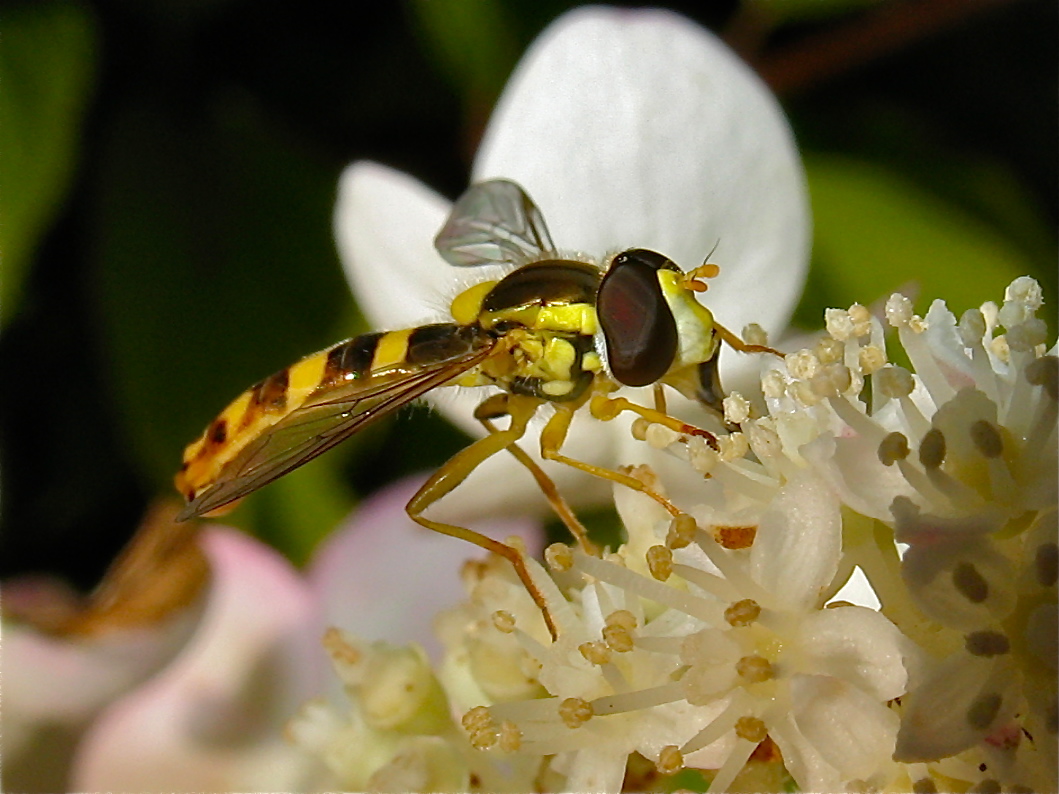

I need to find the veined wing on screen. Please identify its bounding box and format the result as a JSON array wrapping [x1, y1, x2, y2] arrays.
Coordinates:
[[434, 179, 555, 267], [177, 331, 496, 521]]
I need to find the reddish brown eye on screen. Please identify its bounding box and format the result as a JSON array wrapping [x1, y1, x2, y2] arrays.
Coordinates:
[[597, 249, 678, 387]]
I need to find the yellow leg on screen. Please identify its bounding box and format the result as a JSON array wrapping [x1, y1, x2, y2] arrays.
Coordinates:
[[714, 320, 783, 357], [539, 404, 685, 518], [590, 391, 719, 450], [474, 396, 599, 557], [406, 394, 560, 640]]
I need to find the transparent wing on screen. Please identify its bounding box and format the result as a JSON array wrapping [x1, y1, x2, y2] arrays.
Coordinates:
[[434, 179, 556, 267], [177, 341, 496, 521]]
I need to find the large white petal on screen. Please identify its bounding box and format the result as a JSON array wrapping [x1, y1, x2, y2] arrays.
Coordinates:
[[72, 529, 323, 792], [474, 6, 809, 339], [335, 161, 456, 331]]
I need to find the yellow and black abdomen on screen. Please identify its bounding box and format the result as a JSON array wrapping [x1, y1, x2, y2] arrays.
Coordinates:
[[175, 323, 493, 512]]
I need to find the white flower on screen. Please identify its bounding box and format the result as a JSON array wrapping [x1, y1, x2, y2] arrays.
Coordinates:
[[738, 277, 1057, 791], [433, 462, 911, 794], [333, 6, 810, 514]]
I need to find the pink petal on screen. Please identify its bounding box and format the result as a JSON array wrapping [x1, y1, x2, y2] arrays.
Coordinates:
[[308, 474, 543, 659], [72, 528, 323, 792]]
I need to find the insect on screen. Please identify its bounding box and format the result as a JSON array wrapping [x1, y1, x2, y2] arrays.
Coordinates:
[[175, 179, 778, 637]]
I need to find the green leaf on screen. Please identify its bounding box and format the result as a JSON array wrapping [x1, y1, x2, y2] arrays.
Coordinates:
[[93, 91, 355, 498], [749, 0, 885, 24], [410, 0, 518, 101], [795, 154, 1037, 329], [0, 1, 96, 327]]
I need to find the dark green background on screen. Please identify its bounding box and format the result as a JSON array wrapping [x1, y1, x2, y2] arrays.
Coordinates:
[[1, 0, 1055, 589]]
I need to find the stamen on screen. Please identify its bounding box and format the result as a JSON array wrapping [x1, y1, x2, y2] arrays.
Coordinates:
[[970, 420, 1003, 458], [1027, 355, 1059, 402], [919, 429, 947, 469], [725, 599, 761, 627], [666, 514, 697, 550], [1035, 542, 1058, 587], [878, 432, 911, 466], [656, 745, 685, 775], [874, 366, 915, 399], [735, 655, 774, 683], [953, 561, 990, 603], [647, 545, 674, 581], [492, 610, 516, 633], [966, 692, 1002, 731], [590, 682, 685, 716], [671, 562, 739, 602], [859, 344, 887, 375], [965, 630, 1010, 657], [579, 640, 612, 665], [545, 543, 573, 572], [559, 697, 593, 728], [734, 715, 768, 743], [815, 336, 845, 365], [573, 553, 716, 622], [498, 720, 522, 752], [680, 695, 744, 755]]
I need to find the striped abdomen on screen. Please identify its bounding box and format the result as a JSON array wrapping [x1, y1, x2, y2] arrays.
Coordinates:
[[175, 323, 490, 505]]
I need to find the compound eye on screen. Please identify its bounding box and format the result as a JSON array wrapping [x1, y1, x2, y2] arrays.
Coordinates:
[[597, 249, 679, 387]]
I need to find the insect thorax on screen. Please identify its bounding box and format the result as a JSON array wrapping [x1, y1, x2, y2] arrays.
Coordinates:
[[451, 260, 604, 403]]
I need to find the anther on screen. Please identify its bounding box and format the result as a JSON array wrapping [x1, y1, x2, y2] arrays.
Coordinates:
[[965, 630, 1010, 657], [970, 420, 1004, 459], [734, 715, 768, 743], [498, 720, 522, 752], [874, 365, 914, 399], [968, 780, 1001, 794], [958, 308, 987, 346], [1036, 542, 1058, 587], [656, 745, 685, 775], [966, 692, 1002, 731], [606, 609, 637, 631], [603, 624, 635, 654], [1026, 355, 1058, 401], [579, 641, 612, 665], [736, 655, 774, 683], [918, 428, 947, 469], [559, 697, 593, 728], [953, 561, 990, 603], [878, 432, 910, 466], [647, 545, 674, 581], [714, 525, 756, 550], [858, 345, 887, 375], [912, 777, 939, 794], [722, 393, 751, 425], [492, 610, 516, 633], [742, 323, 768, 347], [815, 336, 844, 364], [725, 599, 761, 627], [666, 514, 697, 550], [545, 543, 573, 572]]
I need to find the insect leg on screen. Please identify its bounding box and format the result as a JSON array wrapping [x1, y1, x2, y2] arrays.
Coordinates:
[[589, 392, 720, 450], [538, 404, 685, 518], [474, 394, 599, 556], [406, 394, 561, 639], [713, 321, 783, 357]]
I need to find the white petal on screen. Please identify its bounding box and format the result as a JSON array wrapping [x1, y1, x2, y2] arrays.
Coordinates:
[[894, 651, 1020, 763], [308, 475, 542, 660], [474, 6, 809, 339], [769, 711, 844, 793], [72, 529, 322, 792], [790, 673, 900, 782], [751, 469, 841, 611], [334, 161, 453, 330], [799, 606, 912, 701]]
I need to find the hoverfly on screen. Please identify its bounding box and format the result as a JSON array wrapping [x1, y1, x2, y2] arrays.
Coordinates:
[[175, 179, 778, 637]]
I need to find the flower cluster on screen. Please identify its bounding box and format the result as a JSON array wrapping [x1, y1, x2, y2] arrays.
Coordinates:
[[289, 277, 1057, 792]]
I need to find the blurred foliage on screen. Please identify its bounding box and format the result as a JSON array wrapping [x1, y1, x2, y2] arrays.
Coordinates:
[[0, 0, 1054, 589], [0, 1, 96, 328]]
